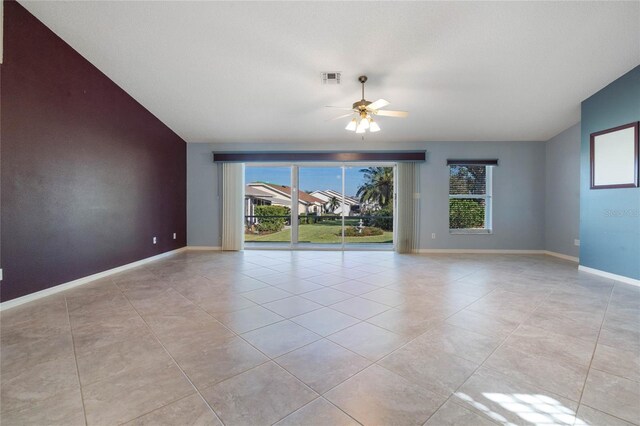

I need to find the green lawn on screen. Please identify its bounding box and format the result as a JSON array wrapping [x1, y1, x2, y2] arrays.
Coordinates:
[[245, 223, 393, 244]]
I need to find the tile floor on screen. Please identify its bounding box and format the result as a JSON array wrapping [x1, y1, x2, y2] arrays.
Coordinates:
[[1, 250, 639, 425]]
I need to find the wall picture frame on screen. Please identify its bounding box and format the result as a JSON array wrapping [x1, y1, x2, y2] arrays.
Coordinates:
[[590, 122, 639, 189]]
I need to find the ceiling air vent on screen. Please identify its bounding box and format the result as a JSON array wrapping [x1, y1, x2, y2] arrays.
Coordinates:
[[321, 72, 341, 85]]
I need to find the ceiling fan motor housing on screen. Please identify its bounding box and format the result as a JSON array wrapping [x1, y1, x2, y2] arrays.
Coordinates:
[[352, 100, 372, 111]]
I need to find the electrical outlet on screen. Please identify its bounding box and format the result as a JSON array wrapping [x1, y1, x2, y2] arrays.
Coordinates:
[[431, 233, 436, 239], [153, 237, 157, 245], [574, 239, 580, 246], [173, 233, 177, 240]]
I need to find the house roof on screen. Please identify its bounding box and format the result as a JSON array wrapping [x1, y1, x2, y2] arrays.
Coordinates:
[[245, 186, 273, 198], [311, 190, 359, 206], [248, 183, 324, 205]]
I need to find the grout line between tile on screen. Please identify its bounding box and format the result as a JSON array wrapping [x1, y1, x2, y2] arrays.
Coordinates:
[[7, 252, 633, 426], [575, 281, 615, 410], [121, 392, 208, 425], [268, 396, 364, 426], [63, 295, 90, 426], [421, 287, 555, 425], [118, 288, 226, 426]]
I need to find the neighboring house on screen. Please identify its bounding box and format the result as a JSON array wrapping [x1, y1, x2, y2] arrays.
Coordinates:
[[246, 182, 324, 215], [310, 190, 360, 216], [245, 186, 274, 225]]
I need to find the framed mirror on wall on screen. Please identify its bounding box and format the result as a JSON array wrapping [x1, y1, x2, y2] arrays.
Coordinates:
[[590, 121, 639, 189]]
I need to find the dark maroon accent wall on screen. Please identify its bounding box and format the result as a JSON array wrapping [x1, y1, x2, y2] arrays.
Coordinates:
[[1, 1, 187, 302]]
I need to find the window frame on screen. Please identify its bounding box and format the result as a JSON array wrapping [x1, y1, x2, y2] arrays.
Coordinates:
[[448, 165, 493, 235]]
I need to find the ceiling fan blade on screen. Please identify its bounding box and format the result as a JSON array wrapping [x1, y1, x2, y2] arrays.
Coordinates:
[[325, 106, 354, 110], [326, 113, 354, 121], [375, 109, 409, 118], [366, 99, 390, 111]]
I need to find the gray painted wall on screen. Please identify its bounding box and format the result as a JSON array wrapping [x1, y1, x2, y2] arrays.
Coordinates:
[[544, 124, 581, 258], [419, 141, 545, 250], [187, 140, 546, 250], [187, 143, 221, 247]]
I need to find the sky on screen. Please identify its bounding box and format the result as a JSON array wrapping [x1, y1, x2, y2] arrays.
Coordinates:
[[245, 166, 370, 197]]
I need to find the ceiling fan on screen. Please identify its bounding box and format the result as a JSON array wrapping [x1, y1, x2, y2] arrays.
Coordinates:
[[326, 75, 408, 133]]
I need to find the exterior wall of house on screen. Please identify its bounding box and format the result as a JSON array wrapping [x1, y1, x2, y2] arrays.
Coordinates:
[[247, 183, 323, 216], [245, 197, 271, 225], [310, 191, 354, 216], [248, 184, 292, 207]]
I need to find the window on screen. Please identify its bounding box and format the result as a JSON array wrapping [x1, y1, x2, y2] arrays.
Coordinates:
[[449, 164, 493, 233]]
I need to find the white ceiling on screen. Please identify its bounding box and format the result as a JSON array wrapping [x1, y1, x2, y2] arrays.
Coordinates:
[[20, 1, 640, 144]]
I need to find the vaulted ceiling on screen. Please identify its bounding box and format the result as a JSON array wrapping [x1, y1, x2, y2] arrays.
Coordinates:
[[21, 1, 640, 143]]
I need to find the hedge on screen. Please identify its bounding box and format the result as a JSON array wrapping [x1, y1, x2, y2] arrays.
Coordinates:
[[254, 205, 290, 233], [369, 207, 393, 231], [449, 199, 485, 229], [342, 226, 384, 237]]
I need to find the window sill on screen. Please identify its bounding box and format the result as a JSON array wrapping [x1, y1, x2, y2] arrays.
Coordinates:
[[449, 229, 493, 235]]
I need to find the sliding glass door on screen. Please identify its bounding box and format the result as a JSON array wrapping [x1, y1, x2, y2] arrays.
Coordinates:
[[244, 164, 394, 250], [298, 166, 344, 247], [344, 166, 394, 248], [244, 166, 292, 245]]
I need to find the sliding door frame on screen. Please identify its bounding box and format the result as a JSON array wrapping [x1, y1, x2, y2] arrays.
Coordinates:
[[290, 166, 299, 246], [244, 162, 396, 251]]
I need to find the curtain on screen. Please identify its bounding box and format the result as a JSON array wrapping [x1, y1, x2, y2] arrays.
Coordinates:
[[396, 162, 421, 253], [221, 163, 245, 251]]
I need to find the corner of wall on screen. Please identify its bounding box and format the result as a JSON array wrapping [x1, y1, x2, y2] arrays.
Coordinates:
[[187, 143, 221, 247], [543, 123, 581, 260]]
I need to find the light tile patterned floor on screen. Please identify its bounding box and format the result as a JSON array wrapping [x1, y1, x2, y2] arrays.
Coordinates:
[[1, 251, 639, 425]]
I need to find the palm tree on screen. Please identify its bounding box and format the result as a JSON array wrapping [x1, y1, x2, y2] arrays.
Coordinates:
[[356, 167, 393, 209], [326, 196, 340, 213]]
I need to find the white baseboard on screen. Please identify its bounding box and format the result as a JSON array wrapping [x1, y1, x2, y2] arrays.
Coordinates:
[[416, 249, 545, 255], [415, 249, 580, 264], [186, 246, 222, 251], [0, 247, 187, 311], [543, 251, 579, 262], [578, 265, 640, 287]]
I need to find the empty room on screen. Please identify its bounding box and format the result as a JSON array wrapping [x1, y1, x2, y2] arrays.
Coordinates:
[[1, 1, 639, 425]]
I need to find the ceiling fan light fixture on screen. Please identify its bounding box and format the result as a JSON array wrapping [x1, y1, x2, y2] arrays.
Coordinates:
[[327, 75, 408, 135]]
